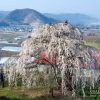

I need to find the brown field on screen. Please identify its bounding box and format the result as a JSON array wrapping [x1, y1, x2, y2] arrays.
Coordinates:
[[0, 50, 18, 57], [84, 36, 100, 40]]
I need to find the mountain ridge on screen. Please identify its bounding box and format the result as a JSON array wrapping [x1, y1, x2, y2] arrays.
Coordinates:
[[0, 9, 100, 26], [44, 13, 100, 25], [0, 8, 57, 26]]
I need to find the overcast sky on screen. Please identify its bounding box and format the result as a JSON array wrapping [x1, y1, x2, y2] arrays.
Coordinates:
[[0, 0, 100, 19]]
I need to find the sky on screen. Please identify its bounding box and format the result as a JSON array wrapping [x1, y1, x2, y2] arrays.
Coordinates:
[[0, 0, 100, 19]]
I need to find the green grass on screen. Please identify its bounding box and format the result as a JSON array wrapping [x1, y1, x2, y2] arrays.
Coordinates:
[[0, 87, 28, 99], [85, 41, 100, 46], [0, 87, 52, 100], [0, 87, 100, 100], [84, 37, 100, 50]]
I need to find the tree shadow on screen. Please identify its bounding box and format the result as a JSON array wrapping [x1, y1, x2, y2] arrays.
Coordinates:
[[32, 95, 62, 100], [0, 96, 10, 100]]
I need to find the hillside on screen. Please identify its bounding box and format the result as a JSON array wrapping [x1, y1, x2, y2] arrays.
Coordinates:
[[44, 13, 100, 25], [0, 11, 9, 21], [0, 9, 100, 26], [0, 9, 57, 26]]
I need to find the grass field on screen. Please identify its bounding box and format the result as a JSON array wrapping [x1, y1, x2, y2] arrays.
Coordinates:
[[0, 87, 100, 100], [0, 87, 51, 100], [84, 36, 100, 50]]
